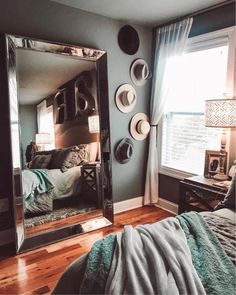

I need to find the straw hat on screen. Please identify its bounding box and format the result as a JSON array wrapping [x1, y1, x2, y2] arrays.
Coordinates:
[[115, 84, 137, 113], [118, 25, 139, 55], [130, 113, 150, 140], [130, 58, 151, 86], [115, 138, 134, 164]]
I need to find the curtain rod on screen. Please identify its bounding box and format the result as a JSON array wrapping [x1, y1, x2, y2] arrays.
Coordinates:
[[153, 0, 235, 30]]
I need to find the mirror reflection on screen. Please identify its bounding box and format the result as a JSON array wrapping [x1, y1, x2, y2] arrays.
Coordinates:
[[16, 48, 103, 237]]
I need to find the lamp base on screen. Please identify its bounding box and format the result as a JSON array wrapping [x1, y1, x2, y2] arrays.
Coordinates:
[[213, 173, 228, 181]]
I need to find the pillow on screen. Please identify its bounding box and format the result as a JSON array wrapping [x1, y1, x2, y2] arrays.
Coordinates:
[[31, 154, 52, 169], [88, 142, 98, 162], [50, 145, 90, 172], [214, 172, 236, 211], [61, 144, 90, 172], [50, 146, 76, 171]]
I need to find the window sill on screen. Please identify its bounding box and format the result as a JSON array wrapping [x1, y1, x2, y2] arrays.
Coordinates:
[[159, 166, 197, 180]]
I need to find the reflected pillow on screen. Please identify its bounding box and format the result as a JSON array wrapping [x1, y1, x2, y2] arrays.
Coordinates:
[[61, 145, 90, 172], [50, 145, 90, 172], [214, 172, 236, 211], [89, 142, 98, 162], [31, 154, 52, 169]]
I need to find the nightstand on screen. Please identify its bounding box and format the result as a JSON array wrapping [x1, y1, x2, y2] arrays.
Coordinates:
[[81, 162, 101, 207], [178, 175, 228, 214]]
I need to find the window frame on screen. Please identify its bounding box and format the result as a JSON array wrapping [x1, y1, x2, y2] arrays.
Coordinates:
[[158, 26, 236, 180]]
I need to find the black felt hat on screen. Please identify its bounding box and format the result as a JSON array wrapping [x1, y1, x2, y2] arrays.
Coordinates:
[[115, 138, 134, 164], [118, 25, 139, 55]]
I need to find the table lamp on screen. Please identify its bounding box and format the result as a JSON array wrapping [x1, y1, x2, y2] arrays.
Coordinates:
[[88, 115, 100, 133], [205, 97, 236, 180]]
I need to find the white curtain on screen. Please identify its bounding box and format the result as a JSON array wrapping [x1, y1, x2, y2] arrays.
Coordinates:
[[144, 18, 193, 205], [37, 100, 55, 150]]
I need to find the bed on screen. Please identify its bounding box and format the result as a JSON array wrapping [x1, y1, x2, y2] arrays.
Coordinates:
[[22, 142, 98, 214], [52, 174, 236, 295]]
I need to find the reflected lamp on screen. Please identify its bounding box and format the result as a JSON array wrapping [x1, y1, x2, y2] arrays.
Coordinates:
[[88, 115, 100, 133]]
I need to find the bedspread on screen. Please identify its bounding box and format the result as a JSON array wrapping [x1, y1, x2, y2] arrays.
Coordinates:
[[177, 212, 235, 295], [201, 212, 236, 265], [53, 211, 236, 295]]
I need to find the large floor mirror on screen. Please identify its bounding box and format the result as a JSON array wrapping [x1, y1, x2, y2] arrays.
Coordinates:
[[5, 34, 113, 253]]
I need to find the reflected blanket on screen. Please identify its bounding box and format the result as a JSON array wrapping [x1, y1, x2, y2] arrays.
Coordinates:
[[22, 169, 54, 203]]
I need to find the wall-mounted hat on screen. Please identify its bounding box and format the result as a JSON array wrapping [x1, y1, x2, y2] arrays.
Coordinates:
[[118, 25, 139, 55], [130, 113, 150, 140], [130, 59, 151, 86], [115, 138, 134, 164], [115, 84, 137, 113]]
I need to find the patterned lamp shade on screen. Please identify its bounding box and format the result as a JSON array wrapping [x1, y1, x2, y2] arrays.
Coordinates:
[[205, 98, 236, 128]]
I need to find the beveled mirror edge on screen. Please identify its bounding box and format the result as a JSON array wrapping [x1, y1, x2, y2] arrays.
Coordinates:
[[5, 34, 113, 254]]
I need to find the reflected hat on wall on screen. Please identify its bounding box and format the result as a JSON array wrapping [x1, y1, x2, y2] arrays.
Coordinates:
[[118, 25, 139, 55], [130, 58, 151, 86], [115, 138, 134, 164], [130, 113, 150, 141], [115, 84, 137, 113]]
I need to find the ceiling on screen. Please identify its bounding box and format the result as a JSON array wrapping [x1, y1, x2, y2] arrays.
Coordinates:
[[52, 0, 226, 27], [16, 49, 95, 105]]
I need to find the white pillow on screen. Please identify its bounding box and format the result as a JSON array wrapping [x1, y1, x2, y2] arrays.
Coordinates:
[[88, 142, 98, 162]]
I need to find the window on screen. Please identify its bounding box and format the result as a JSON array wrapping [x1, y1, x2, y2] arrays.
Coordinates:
[[160, 28, 235, 177], [37, 100, 55, 150]]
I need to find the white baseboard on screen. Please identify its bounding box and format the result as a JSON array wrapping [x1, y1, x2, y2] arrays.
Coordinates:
[[0, 228, 14, 246], [155, 198, 178, 215], [114, 196, 143, 214], [114, 196, 178, 215]]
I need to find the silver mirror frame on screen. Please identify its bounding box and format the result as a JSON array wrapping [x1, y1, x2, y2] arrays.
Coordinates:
[[5, 34, 113, 253]]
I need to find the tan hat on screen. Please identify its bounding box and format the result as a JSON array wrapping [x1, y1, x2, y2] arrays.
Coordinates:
[[129, 113, 150, 140], [115, 84, 137, 113], [130, 58, 151, 86]]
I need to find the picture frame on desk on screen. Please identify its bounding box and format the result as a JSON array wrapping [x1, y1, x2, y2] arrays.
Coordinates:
[[204, 150, 227, 178]]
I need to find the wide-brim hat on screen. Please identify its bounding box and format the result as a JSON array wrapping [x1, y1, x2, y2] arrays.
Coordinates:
[[115, 138, 134, 164], [130, 113, 150, 140], [115, 84, 137, 113], [130, 58, 151, 86], [118, 25, 139, 55]]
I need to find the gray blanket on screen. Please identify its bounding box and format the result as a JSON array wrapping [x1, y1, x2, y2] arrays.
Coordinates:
[[202, 212, 236, 265], [105, 217, 205, 295]]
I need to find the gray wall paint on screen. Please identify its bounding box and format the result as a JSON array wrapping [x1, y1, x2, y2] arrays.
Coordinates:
[[19, 105, 37, 167], [0, 0, 152, 204]]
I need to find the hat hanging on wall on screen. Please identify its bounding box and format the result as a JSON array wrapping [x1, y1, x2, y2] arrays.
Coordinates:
[[130, 58, 151, 86], [130, 113, 150, 140], [115, 138, 134, 164], [118, 25, 139, 55], [115, 84, 137, 113]]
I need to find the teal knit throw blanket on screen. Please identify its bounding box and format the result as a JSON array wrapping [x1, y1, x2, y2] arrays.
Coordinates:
[[177, 212, 235, 295], [79, 234, 116, 294]]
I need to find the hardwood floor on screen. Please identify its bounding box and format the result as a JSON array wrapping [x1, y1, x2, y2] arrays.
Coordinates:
[[0, 206, 174, 295], [25, 209, 102, 236]]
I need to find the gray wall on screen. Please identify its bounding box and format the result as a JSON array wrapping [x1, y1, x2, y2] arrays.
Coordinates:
[[19, 105, 38, 167], [0, 0, 152, 204]]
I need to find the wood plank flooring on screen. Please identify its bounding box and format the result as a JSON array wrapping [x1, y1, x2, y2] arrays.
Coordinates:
[[25, 209, 102, 236], [0, 206, 174, 295]]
